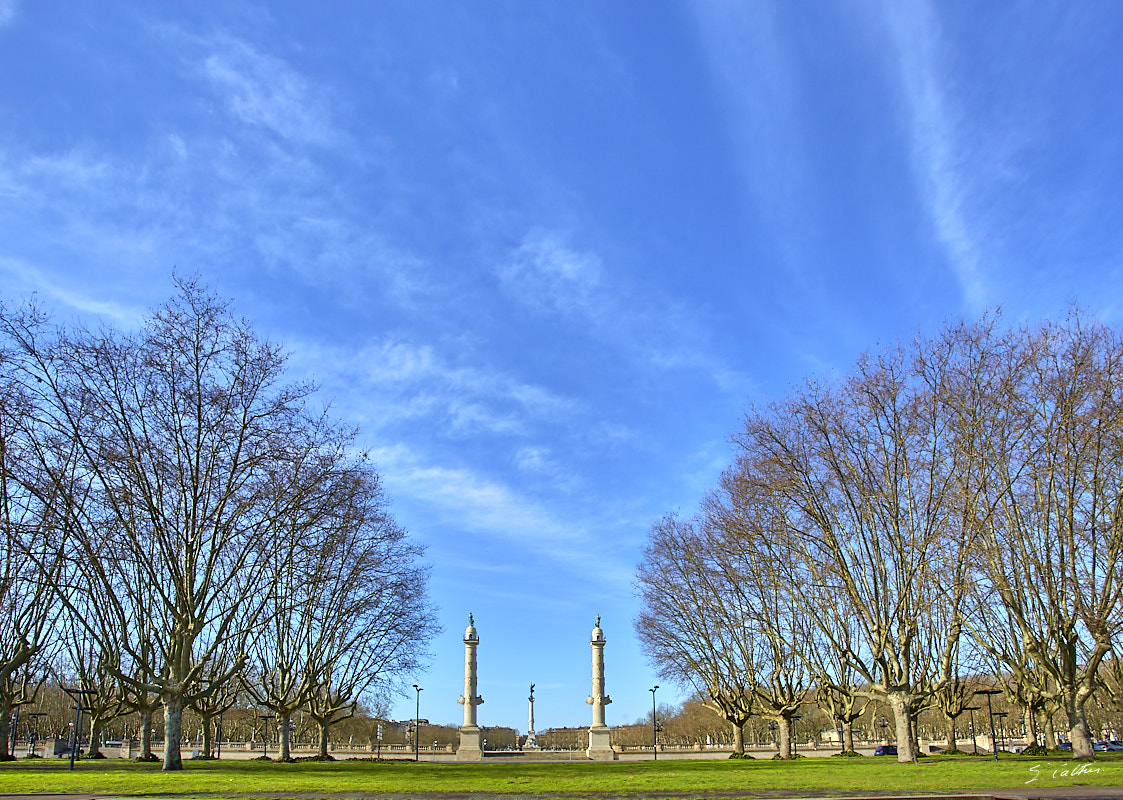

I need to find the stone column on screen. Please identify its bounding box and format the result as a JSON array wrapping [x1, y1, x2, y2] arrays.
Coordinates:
[[456, 614, 484, 760], [586, 616, 616, 760], [524, 684, 539, 750]]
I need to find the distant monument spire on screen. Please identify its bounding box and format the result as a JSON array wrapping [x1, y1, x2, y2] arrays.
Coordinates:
[[524, 683, 539, 750]]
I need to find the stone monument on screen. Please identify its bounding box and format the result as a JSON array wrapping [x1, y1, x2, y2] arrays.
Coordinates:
[[456, 614, 485, 760], [524, 684, 539, 750], [586, 615, 617, 760]]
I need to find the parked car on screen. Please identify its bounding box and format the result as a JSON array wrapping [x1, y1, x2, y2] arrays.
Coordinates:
[[1094, 740, 1123, 752], [1057, 742, 1073, 750], [874, 745, 897, 756]]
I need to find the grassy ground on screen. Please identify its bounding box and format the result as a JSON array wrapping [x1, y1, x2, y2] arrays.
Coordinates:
[[0, 754, 1120, 798]]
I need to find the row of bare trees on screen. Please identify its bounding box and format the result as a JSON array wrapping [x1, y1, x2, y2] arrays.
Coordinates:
[[636, 311, 1123, 762], [5, 677, 454, 754], [0, 279, 438, 770]]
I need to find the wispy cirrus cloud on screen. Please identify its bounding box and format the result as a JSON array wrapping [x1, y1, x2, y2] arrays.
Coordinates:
[[367, 443, 632, 585], [0, 146, 176, 312], [0, 256, 146, 325], [199, 35, 333, 147], [497, 229, 754, 398], [687, 1, 808, 258], [0, 22, 429, 314], [288, 335, 581, 440], [498, 229, 605, 321], [154, 24, 338, 148], [875, 0, 989, 309], [512, 444, 579, 491]]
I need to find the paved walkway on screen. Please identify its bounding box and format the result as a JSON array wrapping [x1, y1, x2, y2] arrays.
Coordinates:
[[3, 791, 1123, 800]]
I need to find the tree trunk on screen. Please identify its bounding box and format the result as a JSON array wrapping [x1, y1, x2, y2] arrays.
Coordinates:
[[162, 695, 184, 771], [87, 714, 104, 757], [279, 712, 291, 761], [777, 717, 792, 759], [1024, 707, 1039, 749], [731, 721, 744, 755], [1063, 694, 1095, 760], [944, 716, 958, 752], [888, 693, 918, 763], [842, 721, 855, 752], [0, 702, 12, 761], [201, 714, 214, 758], [139, 707, 154, 759], [1043, 714, 1057, 749], [317, 720, 330, 757]]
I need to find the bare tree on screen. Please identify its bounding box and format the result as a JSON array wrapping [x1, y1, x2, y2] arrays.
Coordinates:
[[303, 464, 436, 758], [703, 486, 808, 758], [968, 314, 1123, 759], [805, 617, 869, 754], [115, 621, 163, 760], [241, 531, 322, 761], [2, 279, 410, 770], [657, 694, 734, 748], [735, 338, 966, 762], [636, 310, 1123, 763], [0, 309, 75, 760], [635, 514, 759, 756], [242, 454, 434, 761], [188, 654, 241, 759]]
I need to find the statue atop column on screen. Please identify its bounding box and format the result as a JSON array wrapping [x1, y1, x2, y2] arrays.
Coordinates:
[[586, 615, 617, 760], [456, 614, 484, 760], [524, 683, 539, 750]]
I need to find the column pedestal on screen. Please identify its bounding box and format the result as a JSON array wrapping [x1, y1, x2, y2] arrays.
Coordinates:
[[587, 725, 616, 760], [457, 726, 483, 761]]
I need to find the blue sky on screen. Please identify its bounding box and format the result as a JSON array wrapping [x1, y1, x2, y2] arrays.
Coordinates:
[[3, 1, 1123, 731]]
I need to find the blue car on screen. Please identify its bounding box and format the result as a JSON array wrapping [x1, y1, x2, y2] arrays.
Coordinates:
[[874, 745, 897, 756]]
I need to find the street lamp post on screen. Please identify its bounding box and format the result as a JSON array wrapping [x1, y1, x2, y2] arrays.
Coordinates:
[[649, 686, 659, 760], [964, 706, 981, 755], [792, 715, 802, 758], [412, 685, 422, 762], [974, 688, 1002, 762], [258, 714, 275, 760], [995, 713, 1008, 754], [60, 687, 97, 771]]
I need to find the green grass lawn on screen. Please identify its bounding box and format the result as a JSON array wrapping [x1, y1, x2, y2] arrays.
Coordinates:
[[0, 754, 1120, 798]]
